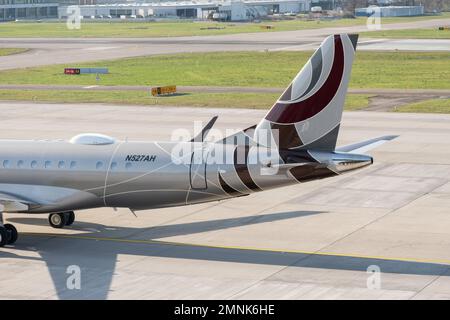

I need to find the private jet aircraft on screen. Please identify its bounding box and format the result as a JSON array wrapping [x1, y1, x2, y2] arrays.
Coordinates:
[[0, 34, 396, 246]]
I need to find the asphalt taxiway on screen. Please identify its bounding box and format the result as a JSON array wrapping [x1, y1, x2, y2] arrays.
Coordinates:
[[1, 102, 450, 299], [0, 85, 447, 111], [0, 18, 449, 70]]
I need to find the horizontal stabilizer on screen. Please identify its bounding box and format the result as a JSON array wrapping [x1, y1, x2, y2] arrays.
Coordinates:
[[218, 125, 257, 146], [191, 115, 218, 142], [336, 135, 398, 154]]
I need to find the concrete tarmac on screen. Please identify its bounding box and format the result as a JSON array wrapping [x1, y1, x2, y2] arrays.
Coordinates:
[[1, 101, 450, 299], [0, 18, 449, 70]]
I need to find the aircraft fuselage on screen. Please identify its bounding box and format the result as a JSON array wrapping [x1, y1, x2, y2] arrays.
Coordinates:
[[0, 139, 299, 213]]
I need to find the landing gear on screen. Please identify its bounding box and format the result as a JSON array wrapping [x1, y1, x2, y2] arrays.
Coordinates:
[[49, 212, 66, 228], [4, 224, 18, 245], [0, 212, 18, 247], [66, 211, 75, 226], [48, 211, 75, 229], [0, 226, 7, 247]]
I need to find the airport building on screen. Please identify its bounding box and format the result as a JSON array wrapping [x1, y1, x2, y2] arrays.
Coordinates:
[[58, 0, 310, 21], [0, 0, 58, 20], [355, 5, 424, 17]]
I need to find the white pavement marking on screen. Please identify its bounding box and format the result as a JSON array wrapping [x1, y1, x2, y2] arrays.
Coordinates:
[[83, 46, 119, 51]]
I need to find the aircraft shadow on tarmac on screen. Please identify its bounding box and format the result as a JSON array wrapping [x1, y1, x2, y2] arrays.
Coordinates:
[[3, 210, 450, 299]]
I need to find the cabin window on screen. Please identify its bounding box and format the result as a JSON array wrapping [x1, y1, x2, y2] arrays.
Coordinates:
[[96, 161, 103, 170], [110, 162, 117, 170], [70, 161, 77, 169], [45, 161, 52, 169], [58, 161, 65, 169], [125, 162, 132, 170], [17, 160, 24, 168], [3, 160, 10, 168], [31, 161, 38, 169]]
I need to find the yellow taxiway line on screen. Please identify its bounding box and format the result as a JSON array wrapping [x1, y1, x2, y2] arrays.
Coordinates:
[[22, 232, 450, 266]]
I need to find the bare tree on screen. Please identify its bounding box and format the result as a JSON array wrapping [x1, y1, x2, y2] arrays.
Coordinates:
[[444, 0, 450, 11]]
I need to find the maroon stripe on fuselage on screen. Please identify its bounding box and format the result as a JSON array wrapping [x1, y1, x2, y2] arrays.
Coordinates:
[[265, 35, 345, 124], [218, 172, 245, 196], [234, 146, 262, 192], [270, 123, 303, 149]]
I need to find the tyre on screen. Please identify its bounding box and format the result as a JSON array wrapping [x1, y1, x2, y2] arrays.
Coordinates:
[[0, 226, 8, 247], [65, 211, 75, 226], [49, 213, 67, 229], [4, 224, 18, 245]]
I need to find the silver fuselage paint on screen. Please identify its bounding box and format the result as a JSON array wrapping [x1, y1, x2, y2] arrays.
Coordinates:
[[0, 138, 372, 214], [0, 139, 291, 213]]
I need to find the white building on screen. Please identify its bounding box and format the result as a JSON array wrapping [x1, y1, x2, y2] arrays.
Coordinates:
[[59, 0, 310, 21], [1, 0, 58, 21], [355, 5, 424, 17]]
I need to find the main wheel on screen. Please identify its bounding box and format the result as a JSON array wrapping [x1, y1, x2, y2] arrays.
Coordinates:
[[49, 213, 67, 229], [4, 224, 18, 245], [0, 226, 7, 247], [65, 211, 75, 226]]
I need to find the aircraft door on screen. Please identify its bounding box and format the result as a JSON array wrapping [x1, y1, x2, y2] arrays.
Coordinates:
[[190, 147, 208, 189]]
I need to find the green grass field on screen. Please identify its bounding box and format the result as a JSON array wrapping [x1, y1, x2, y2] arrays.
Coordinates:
[[1, 14, 449, 37], [343, 94, 373, 111], [0, 89, 371, 110], [362, 28, 450, 39], [0, 51, 448, 90], [0, 19, 359, 38], [394, 98, 450, 113], [0, 48, 28, 56]]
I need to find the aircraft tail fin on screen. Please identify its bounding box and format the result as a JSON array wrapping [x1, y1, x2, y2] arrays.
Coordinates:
[[254, 34, 358, 152]]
